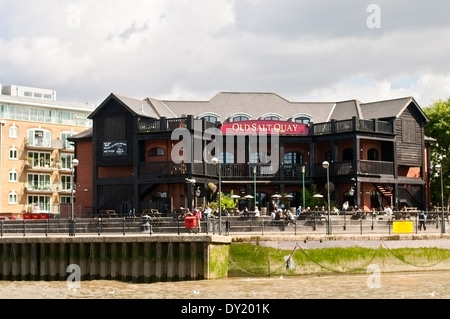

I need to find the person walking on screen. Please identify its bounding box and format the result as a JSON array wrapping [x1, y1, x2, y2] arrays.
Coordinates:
[[194, 208, 202, 232], [418, 211, 426, 231]]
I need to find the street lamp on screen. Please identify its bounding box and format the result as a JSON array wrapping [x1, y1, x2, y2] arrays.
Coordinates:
[[436, 164, 445, 234], [322, 161, 331, 235], [301, 165, 306, 210], [253, 166, 257, 211], [211, 156, 222, 235], [70, 158, 79, 236], [194, 186, 201, 208]]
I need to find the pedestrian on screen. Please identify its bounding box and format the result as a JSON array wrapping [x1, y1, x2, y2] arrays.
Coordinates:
[[384, 205, 393, 215], [342, 201, 349, 212], [194, 208, 202, 232], [418, 211, 426, 231]]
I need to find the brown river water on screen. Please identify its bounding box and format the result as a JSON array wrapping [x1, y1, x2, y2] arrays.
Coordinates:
[[1, 270, 448, 299]]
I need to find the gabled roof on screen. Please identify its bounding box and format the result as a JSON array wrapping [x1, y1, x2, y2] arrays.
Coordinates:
[[360, 96, 428, 122], [88, 93, 158, 119]]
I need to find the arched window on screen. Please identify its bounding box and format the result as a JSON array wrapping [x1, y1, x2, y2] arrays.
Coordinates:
[[294, 116, 311, 124], [232, 115, 250, 122], [201, 115, 218, 123], [9, 146, 18, 159], [148, 147, 165, 156], [8, 191, 17, 204], [261, 114, 281, 120], [342, 148, 353, 161], [9, 125, 18, 138], [9, 169, 18, 182], [368, 148, 379, 161], [249, 152, 270, 164]]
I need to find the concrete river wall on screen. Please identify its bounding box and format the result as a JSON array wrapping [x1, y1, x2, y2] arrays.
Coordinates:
[[0, 234, 231, 283]]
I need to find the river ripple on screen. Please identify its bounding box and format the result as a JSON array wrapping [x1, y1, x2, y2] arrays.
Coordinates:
[[0, 270, 449, 299]]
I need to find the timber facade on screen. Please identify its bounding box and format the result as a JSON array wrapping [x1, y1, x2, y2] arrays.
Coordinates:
[[70, 92, 431, 217]]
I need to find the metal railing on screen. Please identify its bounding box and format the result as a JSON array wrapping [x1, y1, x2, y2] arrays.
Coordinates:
[[0, 211, 448, 237]]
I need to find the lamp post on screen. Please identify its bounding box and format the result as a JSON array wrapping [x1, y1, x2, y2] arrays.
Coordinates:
[[70, 158, 79, 236], [301, 165, 306, 211], [194, 186, 201, 208], [253, 166, 257, 211], [436, 164, 445, 234], [211, 156, 222, 235], [322, 161, 331, 235]]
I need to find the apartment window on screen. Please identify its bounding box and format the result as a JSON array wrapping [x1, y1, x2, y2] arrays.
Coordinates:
[[27, 128, 51, 147], [27, 152, 51, 168], [8, 192, 17, 204], [60, 154, 75, 170], [60, 196, 72, 204], [61, 175, 73, 191], [9, 147, 18, 159], [9, 125, 18, 138], [27, 174, 51, 191], [61, 131, 77, 149], [8, 169, 17, 182], [27, 195, 51, 213]]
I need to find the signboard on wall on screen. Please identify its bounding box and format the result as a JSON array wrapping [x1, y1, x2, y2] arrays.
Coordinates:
[[220, 120, 308, 135], [103, 141, 127, 156]]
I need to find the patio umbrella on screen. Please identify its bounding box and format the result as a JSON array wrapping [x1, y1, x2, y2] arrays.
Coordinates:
[[231, 194, 241, 199], [313, 194, 324, 198], [271, 194, 282, 198], [243, 195, 254, 199], [283, 194, 294, 199]]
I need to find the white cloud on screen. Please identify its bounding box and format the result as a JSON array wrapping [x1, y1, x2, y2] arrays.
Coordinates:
[[1, 0, 450, 107]]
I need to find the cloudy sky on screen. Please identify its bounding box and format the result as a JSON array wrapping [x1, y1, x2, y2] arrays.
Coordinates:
[[1, 0, 449, 107]]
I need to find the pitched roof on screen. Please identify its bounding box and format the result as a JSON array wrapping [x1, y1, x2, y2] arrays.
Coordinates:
[[88, 92, 428, 124]]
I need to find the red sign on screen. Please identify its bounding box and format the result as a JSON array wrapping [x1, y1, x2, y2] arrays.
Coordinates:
[[221, 120, 308, 135]]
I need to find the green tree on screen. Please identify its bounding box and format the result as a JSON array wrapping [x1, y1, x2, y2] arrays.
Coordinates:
[[423, 98, 450, 209]]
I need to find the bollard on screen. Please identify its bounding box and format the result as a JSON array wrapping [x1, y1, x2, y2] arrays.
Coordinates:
[[98, 218, 101, 236], [343, 211, 347, 231]]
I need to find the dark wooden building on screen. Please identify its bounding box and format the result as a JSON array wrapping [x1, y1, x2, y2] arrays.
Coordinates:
[[71, 92, 431, 217]]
